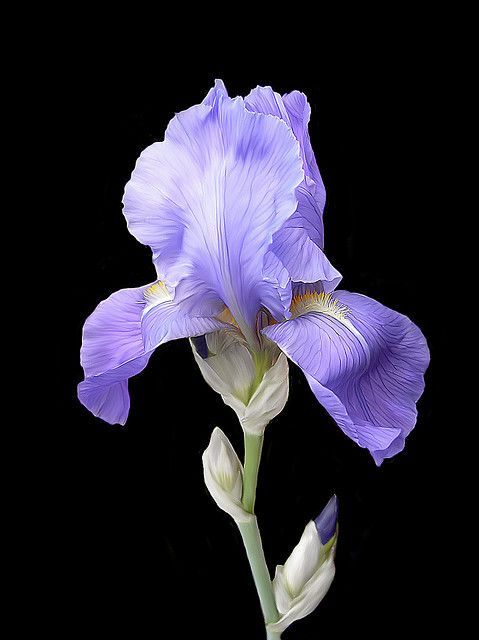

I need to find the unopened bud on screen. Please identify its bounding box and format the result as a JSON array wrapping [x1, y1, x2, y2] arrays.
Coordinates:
[[191, 331, 289, 435], [267, 496, 338, 634], [202, 427, 253, 524]]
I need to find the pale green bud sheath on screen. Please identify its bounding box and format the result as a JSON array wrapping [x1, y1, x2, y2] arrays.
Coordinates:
[[202, 428, 253, 524], [190, 330, 289, 437], [267, 497, 338, 636]]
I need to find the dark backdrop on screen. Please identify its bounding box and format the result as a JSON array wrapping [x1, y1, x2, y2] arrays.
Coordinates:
[[51, 43, 447, 639]]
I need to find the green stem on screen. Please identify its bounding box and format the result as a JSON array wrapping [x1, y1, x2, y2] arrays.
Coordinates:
[[239, 432, 281, 637], [242, 432, 263, 513], [266, 632, 282, 640], [237, 518, 279, 627]]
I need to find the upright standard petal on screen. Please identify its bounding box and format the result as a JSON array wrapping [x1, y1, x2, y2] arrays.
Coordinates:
[[263, 191, 342, 291], [245, 87, 325, 201], [123, 91, 304, 342], [245, 86, 340, 290], [202, 78, 229, 106], [282, 90, 326, 204], [78, 282, 224, 425], [263, 291, 429, 464]]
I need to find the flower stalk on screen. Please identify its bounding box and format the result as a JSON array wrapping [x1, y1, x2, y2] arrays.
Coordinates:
[[242, 432, 263, 513], [239, 432, 281, 636], [237, 519, 279, 629]]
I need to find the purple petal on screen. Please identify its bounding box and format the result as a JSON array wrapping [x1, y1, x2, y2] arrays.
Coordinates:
[[123, 87, 303, 341], [80, 286, 150, 380], [314, 495, 338, 545], [245, 86, 336, 288], [262, 222, 341, 314], [78, 286, 152, 425], [245, 85, 291, 121], [282, 91, 326, 202], [264, 223, 341, 292], [78, 283, 224, 425], [140, 279, 225, 351], [277, 185, 326, 260], [202, 78, 229, 106], [263, 292, 429, 464], [262, 250, 293, 318], [245, 87, 324, 197]]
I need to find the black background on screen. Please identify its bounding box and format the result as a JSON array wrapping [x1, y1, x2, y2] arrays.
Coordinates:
[[49, 36, 450, 639]]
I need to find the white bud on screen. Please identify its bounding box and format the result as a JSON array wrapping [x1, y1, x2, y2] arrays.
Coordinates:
[[191, 331, 289, 436], [267, 521, 337, 634], [283, 522, 322, 598], [202, 427, 253, 524]]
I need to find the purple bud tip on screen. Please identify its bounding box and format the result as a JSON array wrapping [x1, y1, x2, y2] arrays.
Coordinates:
[[314, 495, 338, 545]]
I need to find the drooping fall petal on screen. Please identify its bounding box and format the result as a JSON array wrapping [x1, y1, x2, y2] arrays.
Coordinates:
[[78, 282, 224, 424], [263, 291, 429, 464]]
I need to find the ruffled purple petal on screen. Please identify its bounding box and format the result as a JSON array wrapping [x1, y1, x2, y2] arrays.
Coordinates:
[[245, 87, 324, 197], [202, 78, 229, 106], [282, 91, 326, 204], [245, 86, 337, 289], [265, 229, 341, 291], [262, 250, 293, 319], [262, 227, 341, 318], [244, 85, 291, 121], [78, 284, 224, 425], [123, 88, 303, 342], [263, 292, 429, 464]]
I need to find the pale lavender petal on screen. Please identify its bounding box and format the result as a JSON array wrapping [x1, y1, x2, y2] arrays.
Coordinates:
[[262, 250, 293, 319], [141, 279, 225, 351], [123, 89, 303, 340], [78, 286, 152, 425], [245, 86, 335, 288], [263, 292, 429, 464], [80, 288, 145, 379], [203, 78, 229, 106], [282, 185, 325, 255], [78, 283, 224, 425], [282, 90, 326, 203], [244, 85, 291, 121], [245, 87, 325, 220], [265, 226, 341, 290], [262, 229, 341, 314], [78, 358, 148, 426]]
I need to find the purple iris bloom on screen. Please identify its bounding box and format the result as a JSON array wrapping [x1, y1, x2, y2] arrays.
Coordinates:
[[78, 80, 429, 465]]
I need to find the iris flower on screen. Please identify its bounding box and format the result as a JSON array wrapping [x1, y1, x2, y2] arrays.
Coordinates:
[[78, 80, 429, 465]]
